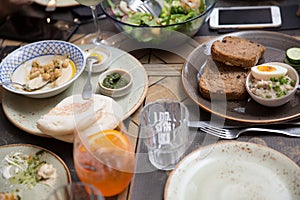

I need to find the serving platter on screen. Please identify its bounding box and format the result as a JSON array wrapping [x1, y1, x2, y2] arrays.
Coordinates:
[[0, 144, 71, 200], [2, 45, 148, 140], [165, 141, 300, 200], [182, 31, 300, 124], [34, 0, 79, 7]]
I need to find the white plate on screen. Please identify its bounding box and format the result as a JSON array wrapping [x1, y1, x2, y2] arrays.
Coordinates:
[[0, 144, 71, 199], [2, 45, 148, 140], [165, 141, 300, 200], [34, 0, 79, 7]]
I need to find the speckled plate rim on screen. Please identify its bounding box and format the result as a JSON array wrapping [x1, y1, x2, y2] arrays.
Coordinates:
[[182, 30, 300, 124], [1, 45, 148, 139], [0, 143, 72, 199], [34, 0, 79, 7], [164, 141, 300, 200]]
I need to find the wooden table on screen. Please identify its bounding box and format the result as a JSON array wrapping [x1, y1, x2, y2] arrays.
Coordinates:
[[1, 33, 300, 200], [0, 1, 300, 199]]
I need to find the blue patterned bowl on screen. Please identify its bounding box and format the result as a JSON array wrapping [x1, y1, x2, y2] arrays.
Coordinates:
[[0, 40, 85, 98]]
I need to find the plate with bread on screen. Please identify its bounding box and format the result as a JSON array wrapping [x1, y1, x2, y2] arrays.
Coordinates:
[[182, 31, 300, 124], [2, 45, 148, 142]]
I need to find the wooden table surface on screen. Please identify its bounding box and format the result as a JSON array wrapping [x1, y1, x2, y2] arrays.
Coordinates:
[[0, 1, 300, 199]]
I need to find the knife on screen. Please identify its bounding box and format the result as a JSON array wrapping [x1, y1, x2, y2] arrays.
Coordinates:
[[188, 120, 300, 129]]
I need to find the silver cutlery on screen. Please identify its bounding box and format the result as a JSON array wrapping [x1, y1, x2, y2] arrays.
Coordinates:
[[82, 56, 98, 100], [199, 124, 300, 139], [188, 120, 300, 129], [45, 0, 57, 12], [0, 80, 50, 92], [124, 0, 162, 17]]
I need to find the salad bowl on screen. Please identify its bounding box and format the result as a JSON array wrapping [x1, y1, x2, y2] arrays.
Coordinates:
[[101, 0, 216, 45]]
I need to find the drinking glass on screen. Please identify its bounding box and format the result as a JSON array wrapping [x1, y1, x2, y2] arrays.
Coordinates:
[[73, 119, 135, 197], [47, 182, 104, 200], [139, 100, 190, 170], [74, 0, 107, 45]]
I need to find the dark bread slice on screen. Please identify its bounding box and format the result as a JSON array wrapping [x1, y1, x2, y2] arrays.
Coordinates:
[[211, 36, 265, 69], [199, 58, 249, 100]]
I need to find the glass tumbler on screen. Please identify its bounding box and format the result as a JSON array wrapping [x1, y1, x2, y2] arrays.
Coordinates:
[[139, 100, 190, 170]]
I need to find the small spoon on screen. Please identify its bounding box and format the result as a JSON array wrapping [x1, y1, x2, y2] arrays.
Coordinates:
[[82, 56, 98, 100], [0, 80, 50, 92]]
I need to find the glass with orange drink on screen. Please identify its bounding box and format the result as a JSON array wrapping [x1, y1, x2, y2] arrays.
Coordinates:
[[73, 120, 135, 197]]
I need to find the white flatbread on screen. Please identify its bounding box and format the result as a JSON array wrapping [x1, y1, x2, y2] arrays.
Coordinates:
[[37, 94, 124, 142]]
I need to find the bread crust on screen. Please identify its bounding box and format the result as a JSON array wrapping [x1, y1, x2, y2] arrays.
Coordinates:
[[211, 36, 265, 69], [199, 59, 249, 100]]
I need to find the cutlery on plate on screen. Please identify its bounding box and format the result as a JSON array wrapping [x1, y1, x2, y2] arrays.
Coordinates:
[[45, 0, 57, 12], [0, 80, 50, 92], [199, 124, 300, 139], [188, 120, 300, 129]]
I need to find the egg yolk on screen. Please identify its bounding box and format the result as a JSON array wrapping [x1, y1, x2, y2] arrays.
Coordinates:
[[257, 65, 276, 72]]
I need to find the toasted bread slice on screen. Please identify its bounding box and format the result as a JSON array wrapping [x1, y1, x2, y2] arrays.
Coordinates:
[[211, 36, 265, 69], [199, 58, 249, 100]]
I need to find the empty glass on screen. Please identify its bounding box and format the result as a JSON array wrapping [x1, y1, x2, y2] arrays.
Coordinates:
[[139, 100, 190, 170]]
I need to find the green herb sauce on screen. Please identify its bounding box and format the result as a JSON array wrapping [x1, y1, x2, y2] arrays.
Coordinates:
[[102, 72, 129, 89]]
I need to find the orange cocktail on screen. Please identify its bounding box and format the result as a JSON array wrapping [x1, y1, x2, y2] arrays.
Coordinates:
[[73, 129, 135, 197]]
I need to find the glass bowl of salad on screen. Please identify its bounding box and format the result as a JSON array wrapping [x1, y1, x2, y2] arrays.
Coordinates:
[[101, 0, 216, 45]]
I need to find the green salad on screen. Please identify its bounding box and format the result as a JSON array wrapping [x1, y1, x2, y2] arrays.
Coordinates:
[[106, 0, 208, 43], [108, 0, 206, 26]]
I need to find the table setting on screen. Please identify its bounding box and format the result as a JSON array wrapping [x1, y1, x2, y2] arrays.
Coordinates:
[[0, 0, 299, 199]]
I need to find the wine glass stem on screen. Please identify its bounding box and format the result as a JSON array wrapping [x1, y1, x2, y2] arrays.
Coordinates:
[[90, 5, 102, 43]]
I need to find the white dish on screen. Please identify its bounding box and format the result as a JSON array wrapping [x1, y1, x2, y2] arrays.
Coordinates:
[[2, 45, 148, 140], [98, 68, 133, 97], [0, 40, 85, 98], [34, 0, 79, 7], [83, 45, 112, 73], [0, 144, 71, 200], [165, 141, 300, 200], [246, 62, 299, 107]]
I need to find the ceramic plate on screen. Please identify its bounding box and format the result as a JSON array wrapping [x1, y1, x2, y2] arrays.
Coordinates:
[[2, 45, 148, 139], [0, 144, 71, 199], [182, 31, 300, 124], [165, 141, 300, 200], [34, 0, 79, 7]]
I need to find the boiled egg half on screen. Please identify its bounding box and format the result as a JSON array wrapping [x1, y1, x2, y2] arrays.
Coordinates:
[[251, 63, 288, 81]]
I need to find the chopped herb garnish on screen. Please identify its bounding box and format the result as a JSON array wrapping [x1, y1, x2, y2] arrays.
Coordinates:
[[3, 151, 48, 189]]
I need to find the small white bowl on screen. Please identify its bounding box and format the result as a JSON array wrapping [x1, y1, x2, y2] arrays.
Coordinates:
[[98, 68, 133, 97], [246, 62, 299, 107], [0, 40, 85, 98], [84, 46, 111, 73]]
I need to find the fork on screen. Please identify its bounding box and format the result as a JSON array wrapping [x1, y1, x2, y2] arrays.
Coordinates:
[[125, 0, 161, 17], [199, 124, 300, 139]]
